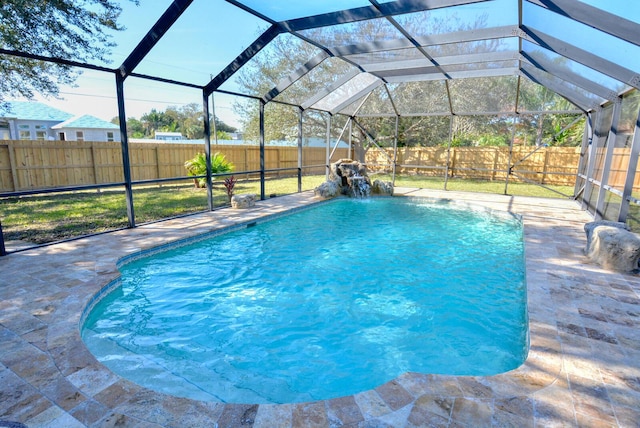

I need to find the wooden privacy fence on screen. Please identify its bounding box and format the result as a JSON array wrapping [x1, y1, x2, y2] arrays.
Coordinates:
[[365, 146, 584, 186], [0, 140, 349, 192], [1, 140, 635, 193]]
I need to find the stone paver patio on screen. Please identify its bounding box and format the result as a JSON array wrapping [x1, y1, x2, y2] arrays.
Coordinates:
[[1, 188, 639, 427]]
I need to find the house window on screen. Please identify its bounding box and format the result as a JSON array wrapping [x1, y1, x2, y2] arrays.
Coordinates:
[[18, 124, 31, 140], [59, 132, 66, 141], [35, 126, 47, 140], [0, 122, 9, 140], [76, 131, 84, 142], [107, 131, 114, 142]]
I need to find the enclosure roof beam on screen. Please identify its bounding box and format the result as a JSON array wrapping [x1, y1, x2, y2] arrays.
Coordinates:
[[446, 67, 519, 79], [128, 72, 203, 90], [328, 26, 516, 59], [522, 26, 640, 91], [0, 48, 114, 73], [520, 65, 592, 113], [223, 0, 277, 25], [119, 0, 194, 78], [280, 0, 491, 32], [525, 0, 640, 47], [329, 80, 385, 115], [300, 69, 362, 110], [348, 91, 376, 118], [362, 50, 519, 72], [281, 6, 383, 33], [330, 39, 415, 57], [384, 84, 400, 117], [374, 65, 443, 79], [354, 108, 583, 117], [382, 66, 518, 82], [414, 25, 518, 47], [264, 52, 331, 103], [371, 0, 452, 80], [376, 0, 492, 17], [205, 24, 283, 95], [520, 52, 619, 102]]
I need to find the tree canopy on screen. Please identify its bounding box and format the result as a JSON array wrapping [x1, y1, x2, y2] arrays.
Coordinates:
[[0, 0, 136, 104], [112, 103, 237, 140], [232, 9, 584, 148]]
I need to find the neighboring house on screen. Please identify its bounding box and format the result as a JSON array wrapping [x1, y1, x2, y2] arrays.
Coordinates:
[[0, 101, 120, 142], [155, 131, 184, 141], [52, 114, 120, 142]]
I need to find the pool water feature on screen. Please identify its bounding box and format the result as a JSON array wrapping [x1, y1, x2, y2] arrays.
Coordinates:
[[82, 197, 528, 404]]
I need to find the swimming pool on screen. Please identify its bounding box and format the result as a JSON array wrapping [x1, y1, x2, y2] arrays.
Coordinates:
[[81, 197, 528, 404]]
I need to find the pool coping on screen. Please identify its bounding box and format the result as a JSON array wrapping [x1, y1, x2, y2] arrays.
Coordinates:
[[1, 188, 640, 427]]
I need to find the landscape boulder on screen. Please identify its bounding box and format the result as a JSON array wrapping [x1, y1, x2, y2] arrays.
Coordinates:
[[372, 179, 394, 196], [231, 193, 256, 209], [584, 221, 640, 272], [584, 220, 630, 252], [314, 180, 340, 199]]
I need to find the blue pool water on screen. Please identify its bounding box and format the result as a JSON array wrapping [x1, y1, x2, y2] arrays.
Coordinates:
[[82, 197, 528, 404]]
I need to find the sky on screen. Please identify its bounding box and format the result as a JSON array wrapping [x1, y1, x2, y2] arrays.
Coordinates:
[[26, 0, 369, 128], [23, 0, 640, 129], [31, 0, 271, 128]]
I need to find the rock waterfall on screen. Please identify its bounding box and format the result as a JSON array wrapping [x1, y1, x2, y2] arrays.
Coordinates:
[[314, 159, 393, 199]]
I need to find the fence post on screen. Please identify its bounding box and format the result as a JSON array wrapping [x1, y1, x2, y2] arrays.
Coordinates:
[[504, 114, 518, 195], [491, 149, 499, 181], [444, 117, 453, 189], [90, 142, 99, 184], [449, 147, 457, 178], [155, 146, 162, 180], [8, 141, 18, 192], [541, 149, 550, 185]]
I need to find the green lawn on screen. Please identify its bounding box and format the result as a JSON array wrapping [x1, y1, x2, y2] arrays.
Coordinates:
[[1, 174, 574, 245], [379, 174, 575, 199]]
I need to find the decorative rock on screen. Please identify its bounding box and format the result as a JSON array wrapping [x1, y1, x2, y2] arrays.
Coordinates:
[[314, 180, 340, 199], [314, 159, 375, 199], [584, 220, 629, 253], [585, 224, 640, 272], [372, 179, 394, 196], [231, 193, 256, 209]]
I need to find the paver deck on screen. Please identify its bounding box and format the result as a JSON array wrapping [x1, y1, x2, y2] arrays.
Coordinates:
[[1, 188, 639, 427]]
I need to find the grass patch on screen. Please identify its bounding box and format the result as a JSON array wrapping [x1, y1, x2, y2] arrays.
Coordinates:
[[1, 174, 574, 246], [373, 174, 575, 199]]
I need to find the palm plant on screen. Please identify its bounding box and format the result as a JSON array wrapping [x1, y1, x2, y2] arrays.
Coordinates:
[[184, 152, 234, 188]]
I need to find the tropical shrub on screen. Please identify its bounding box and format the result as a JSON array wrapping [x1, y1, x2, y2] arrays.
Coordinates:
[[223, 175, 238, 201], [184, 152, 234, 188]]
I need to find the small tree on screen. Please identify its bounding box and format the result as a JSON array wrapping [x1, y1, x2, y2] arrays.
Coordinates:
[[0, 0, 137, 103], [184, 152, 234, 188], [223, 176, 238, 202]]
